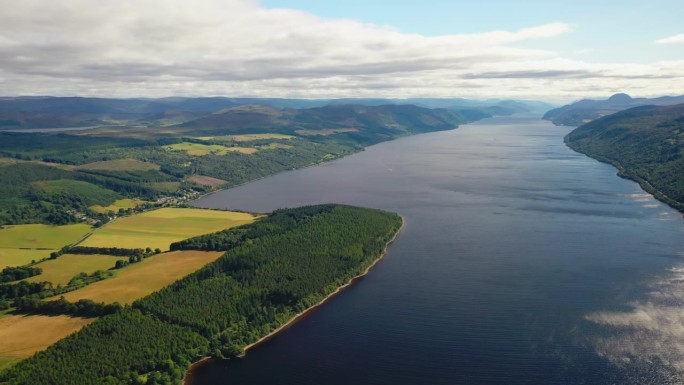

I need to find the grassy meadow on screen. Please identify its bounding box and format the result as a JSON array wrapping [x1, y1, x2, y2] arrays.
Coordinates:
[[89, 198, 147, 214], [0, 223, 92, 249], [57, 250, 224, 304], [166, 142, 258, 156], [78, 207, 257, 250], [0, 249, 54, 268], [26, 254, 127, 286], [76, 159, 160, 171]]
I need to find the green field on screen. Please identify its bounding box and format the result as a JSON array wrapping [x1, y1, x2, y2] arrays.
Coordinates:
[[0, 249, 53, 268], [0, 224, 92, 249], [26, 254, 127, 286], [57, 250, 224, 304], [32, 179, 120, 206], [76, 159, 160, 171], [228, 133, 294, 142], [166, 142, 258, 156], [78, 208, 258, 250], [89, 198, 147, 214]]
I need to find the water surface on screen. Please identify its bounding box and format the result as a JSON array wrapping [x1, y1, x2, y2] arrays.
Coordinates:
[[193, 115, 684, 384]]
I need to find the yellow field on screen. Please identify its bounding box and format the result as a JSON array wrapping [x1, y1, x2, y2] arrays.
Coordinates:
[[26, 254, 127, 286], [0, 314, 94, 367], [58, 250, 224, 304], [229, 133, 294, 141], [78, 207, 257, 251], [77, 159, 160, 171], [90, 198, 147, 214], [0, 224, 92, 249], [166, 142, 258, 156], [295, 128, 359, 136], [0, 249, 54, 268]]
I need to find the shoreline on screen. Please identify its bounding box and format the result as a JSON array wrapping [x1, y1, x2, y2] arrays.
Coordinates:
[[183, 216, 404, 385]]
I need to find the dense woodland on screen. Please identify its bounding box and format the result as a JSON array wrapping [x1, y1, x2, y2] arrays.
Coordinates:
[[565, 103, 684, 212], [0, 204, 403, 385]]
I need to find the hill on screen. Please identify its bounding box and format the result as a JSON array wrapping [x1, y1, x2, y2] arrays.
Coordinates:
[[178, 104, 468, 139], [565, 103, 684, 212], [544, 93, 684, 126], [0, 96, 549, 130]]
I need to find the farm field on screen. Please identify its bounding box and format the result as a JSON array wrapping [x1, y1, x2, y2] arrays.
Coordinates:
[[295, 128, 359, 136], [0, 224, 92, 249], [90, 198, 147, 214], [229, 133, 294, 141], [57, 250, 224, 304], [0, 314, 94, 370], [78, 207, 257, 250], [76, 159, 160, 171], [0, 249, 53, 268], [25, 254, 127, 286], [166, 142, 258, 156]]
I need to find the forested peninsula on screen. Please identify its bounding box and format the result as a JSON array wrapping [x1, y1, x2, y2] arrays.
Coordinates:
[[565, 103, 684, 212], [0, 204, 403, 385]]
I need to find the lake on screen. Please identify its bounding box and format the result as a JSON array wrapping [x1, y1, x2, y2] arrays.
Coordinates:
[[192, 115, 684, 384]]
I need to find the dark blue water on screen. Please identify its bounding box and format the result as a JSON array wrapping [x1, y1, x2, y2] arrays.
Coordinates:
[[192, 115, 684, 384]]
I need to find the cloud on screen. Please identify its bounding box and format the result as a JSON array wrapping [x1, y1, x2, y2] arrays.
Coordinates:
[[0, 0, 681, 100], [586, 265, 684, 382], [655, 34, 684, 44]]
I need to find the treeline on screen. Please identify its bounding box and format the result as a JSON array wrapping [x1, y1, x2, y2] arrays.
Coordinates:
[[0, 204, 403, 385], [66, 246, 160, 257], [13, 297, 122, 318], [0, 309, 209, 385], [0, 266, 42, 283]]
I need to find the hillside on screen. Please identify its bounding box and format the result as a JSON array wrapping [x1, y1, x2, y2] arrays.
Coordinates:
[[179, 104, 468, 139], [544, 93, 684, 126], [0, 102, 483, 225], [565, 103, 684, 212], [0, 96, 547, 130]]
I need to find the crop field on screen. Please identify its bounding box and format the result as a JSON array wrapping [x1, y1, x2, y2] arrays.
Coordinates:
[[166, 142, 258, 156], [0, 249, 54, 268], [229, 133, 295, 141], [57, 250, 224, 304], [295, 128, 359, 136], [189, 175, 228, 187], [0, 223, 92, 249], [259, 143, 293, 150], [0, 314, 95, 369], [90, 198, 147, 214], [26, 254, 127, 286], [78, 207, 257, 250], [77, 159, 160, 171]]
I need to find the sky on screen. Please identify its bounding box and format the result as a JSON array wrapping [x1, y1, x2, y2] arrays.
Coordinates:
[[0, 0, 682, 102]]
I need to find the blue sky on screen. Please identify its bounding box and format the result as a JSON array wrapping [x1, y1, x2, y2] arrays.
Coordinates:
[[0, 0, 682, 101], [262, 0, 684, 63]]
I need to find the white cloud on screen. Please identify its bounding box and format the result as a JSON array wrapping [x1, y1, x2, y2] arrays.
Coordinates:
[[0, 0, 681, 100], [655, 34, 684, 44]]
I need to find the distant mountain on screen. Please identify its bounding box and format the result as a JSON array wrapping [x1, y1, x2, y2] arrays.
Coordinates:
[[543, 93, 684, 126], [0, 96, 552, 129], [179, 104, 469, 140], [565, 103, 684, 212]]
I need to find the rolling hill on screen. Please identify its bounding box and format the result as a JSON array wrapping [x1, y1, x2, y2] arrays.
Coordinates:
[[565, 103, 684, 212], [544, 93, 684, 126]]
